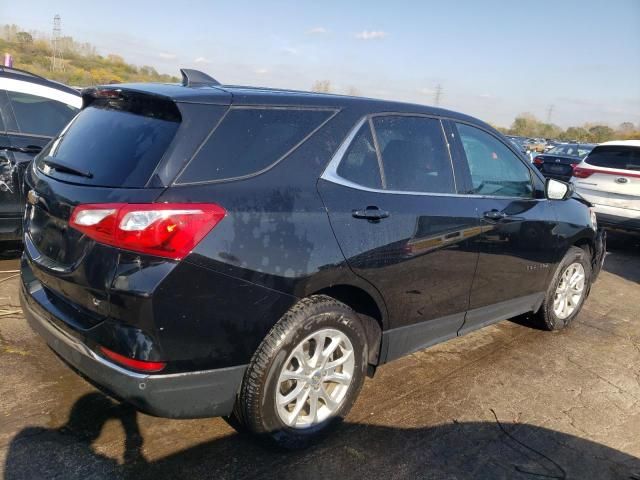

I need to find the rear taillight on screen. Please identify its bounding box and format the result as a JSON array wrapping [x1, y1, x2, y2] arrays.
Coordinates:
[[533, 156, 544, 165], [100, 346, 166, 372], [572, 166, 594, 178], [70, 203, 226, 260]]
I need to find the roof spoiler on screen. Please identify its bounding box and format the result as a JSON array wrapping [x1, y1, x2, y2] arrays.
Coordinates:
[[180, 68, 220, 87]]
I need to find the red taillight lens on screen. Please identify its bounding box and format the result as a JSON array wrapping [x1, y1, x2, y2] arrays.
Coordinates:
[[533, 156, 544, 165], [70, 203, 226, 260], [572, 166, 593, 178], [100, 346, 166, 373]]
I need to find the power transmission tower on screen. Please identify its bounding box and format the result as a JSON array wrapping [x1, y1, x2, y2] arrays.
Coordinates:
[[433, 84, 443, 106], [51, 14, 65, 72], [546, 104, 554, 123]]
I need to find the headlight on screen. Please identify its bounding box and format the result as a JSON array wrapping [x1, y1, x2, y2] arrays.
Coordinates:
[[589, 207, 597, 230]]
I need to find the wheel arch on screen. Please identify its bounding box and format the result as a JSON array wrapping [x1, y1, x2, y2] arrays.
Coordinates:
[[310, 283, 387, 369]]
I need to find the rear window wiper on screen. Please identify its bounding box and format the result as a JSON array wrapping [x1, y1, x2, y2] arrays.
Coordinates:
[[42, 157, 93, 179]]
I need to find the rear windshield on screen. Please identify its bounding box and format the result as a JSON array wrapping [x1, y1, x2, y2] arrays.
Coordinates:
[[176, 107, 334, 184], [37, 96, 180, 187], [586, 146, 640, 171]]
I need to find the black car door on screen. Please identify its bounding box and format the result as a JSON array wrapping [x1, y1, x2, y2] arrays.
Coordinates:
[[318, 114, 481, 361], [446, 121, 559, 335]]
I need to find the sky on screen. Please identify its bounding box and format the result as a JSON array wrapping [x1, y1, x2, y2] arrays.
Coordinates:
[[2, 0, 639, 128]]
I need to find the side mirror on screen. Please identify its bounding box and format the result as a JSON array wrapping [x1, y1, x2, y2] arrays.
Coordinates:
[[545, 178, 573, 200]]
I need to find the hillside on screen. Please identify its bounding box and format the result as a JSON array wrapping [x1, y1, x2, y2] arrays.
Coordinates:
[[1, 23, 179, 86]]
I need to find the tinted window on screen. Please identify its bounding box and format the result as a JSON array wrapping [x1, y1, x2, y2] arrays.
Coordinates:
[[178, 108, 333, 183], [7, 91, 77, 137], [372, 116, 455, 194], [456, 123, 533, 198], [38, 102, 180, 187], [336, 124, 381, 189], [585, 146, 640, 171]]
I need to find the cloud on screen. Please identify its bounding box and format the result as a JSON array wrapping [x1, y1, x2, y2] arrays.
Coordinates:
[[194, 57, 210, 64], [158, 52, 177, 60], [355, 30, 388, 40], [418, 87, 434, 95], [307, 27, 327, 34], [255, 68, 269, 74], [282, 46, 299, 55]]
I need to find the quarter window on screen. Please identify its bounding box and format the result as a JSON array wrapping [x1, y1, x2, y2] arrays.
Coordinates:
[[336, 124, 382, 189], [372, 116, 455, 194], [456, 123, 533, 198], [178, 108, 334, 183], [7, 91, 78, 137]]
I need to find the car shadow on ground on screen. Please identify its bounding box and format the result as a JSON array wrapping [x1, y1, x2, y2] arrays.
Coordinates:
[[4, 393, 639, 480]]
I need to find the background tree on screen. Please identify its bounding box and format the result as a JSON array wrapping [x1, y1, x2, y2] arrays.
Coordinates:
[[311, 80, 332, 93]]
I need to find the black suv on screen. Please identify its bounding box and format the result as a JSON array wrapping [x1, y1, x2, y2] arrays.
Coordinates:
[[0, 67, 80, 241], [21, 69, 605, 448]]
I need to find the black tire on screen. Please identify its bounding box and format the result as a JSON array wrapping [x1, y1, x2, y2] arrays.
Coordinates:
[[536, 246, 592, 331], [230, 295, 368, 449]]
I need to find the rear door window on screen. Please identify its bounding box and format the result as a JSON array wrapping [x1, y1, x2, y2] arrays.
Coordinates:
[[586, 146, 640, 171], [37, 96, 181, 187], [7, 91, 78, 137], [372, 115, 455, 194], [177, 107, 335, 184]]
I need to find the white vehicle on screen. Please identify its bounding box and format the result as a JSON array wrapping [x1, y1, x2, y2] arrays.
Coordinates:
[[571, 140, 640, 234]]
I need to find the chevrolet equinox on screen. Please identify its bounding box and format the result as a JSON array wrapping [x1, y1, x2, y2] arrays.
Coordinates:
[[21, 69, 606, 448]]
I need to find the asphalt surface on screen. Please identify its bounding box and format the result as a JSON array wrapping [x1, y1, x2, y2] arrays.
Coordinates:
[[0, 234, 639, 479]]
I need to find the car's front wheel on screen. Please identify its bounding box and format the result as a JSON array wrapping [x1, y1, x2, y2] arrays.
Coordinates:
[[536, 246, 592, 331], [230, 295, 368, 448]]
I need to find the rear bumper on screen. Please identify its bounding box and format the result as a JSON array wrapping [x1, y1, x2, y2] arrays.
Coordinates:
[[20, 281, 246, 419]]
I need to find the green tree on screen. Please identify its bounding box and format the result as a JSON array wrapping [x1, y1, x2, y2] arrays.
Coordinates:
[[16, 31, 32, 45], [588, 125, 614, 143]]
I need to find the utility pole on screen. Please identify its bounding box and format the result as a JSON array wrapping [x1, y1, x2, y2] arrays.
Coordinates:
[[546, 104, 554, 123], [433, 84, 443, 106], [51, 14, 64, 72]]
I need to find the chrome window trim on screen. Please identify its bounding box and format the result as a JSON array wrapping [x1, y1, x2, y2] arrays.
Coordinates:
[[321, 115, 544, 201]]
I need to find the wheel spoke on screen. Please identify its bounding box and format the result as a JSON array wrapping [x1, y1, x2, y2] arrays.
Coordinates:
[[325, 348, 353, 370], [321, 335, 342, 364], [280, 369, 308, 382], [278, 381, 305, 406], [324, 371, 351, 385], [319, 385, 339, 410], [288, 388, 310, 425], [308, 389, 319, 423]]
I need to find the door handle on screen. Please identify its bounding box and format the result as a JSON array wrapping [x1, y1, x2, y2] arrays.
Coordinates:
[[352, 206, 390, 222], [483, 210, 507, 221]]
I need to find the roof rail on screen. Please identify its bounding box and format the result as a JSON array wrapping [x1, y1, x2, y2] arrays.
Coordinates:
[[0, 65, 48, 81], [180, 68, 220, 87]]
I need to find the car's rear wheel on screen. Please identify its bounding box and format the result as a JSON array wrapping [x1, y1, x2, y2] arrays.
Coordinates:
[[230, 295, 367, 448], [536, 246, 592, 331]]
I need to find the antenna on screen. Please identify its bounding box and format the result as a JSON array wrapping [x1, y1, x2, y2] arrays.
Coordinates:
[[433, 84, 443, 106], [51, 14, 65, 72]]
